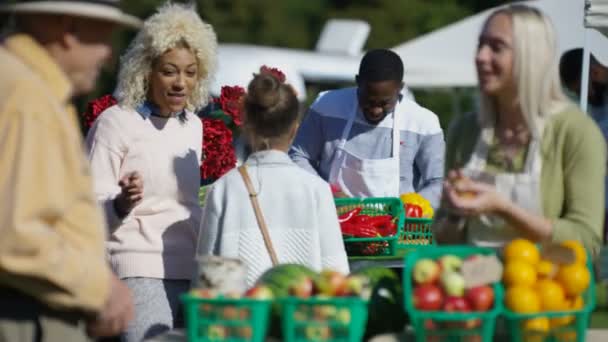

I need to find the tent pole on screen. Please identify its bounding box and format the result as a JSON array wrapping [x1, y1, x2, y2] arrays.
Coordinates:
[[581, 29, 592, 114]]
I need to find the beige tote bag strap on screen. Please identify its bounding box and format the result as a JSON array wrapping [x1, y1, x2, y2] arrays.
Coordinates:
[[238, 165, 279, 266]]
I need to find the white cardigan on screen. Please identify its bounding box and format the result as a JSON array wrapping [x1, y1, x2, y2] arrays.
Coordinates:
[[197, 150, 349, 286]]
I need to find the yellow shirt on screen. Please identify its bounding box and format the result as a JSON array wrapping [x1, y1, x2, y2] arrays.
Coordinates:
[[0, 34, 110, 314]]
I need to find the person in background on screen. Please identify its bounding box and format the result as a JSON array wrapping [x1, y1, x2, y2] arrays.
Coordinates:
[[0, 0, 140, 341], [85, 3, 217, 341], [433, 5, 606, 255], [289, 49, 444, 207], [198, 70, 349, 286], [559, 48, 608, 242]]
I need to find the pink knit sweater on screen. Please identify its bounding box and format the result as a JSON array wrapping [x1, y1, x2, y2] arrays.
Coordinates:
[[86, 105, 203, 280]]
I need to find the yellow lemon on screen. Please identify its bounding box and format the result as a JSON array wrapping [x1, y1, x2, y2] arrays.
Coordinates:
[[504, 239, 540, 266], [506, 286, 541, 313], [535, 279, 566, 311], [521, 317, 549, 342], [556, 263, 590, 297], [503, 260, 537, 288]]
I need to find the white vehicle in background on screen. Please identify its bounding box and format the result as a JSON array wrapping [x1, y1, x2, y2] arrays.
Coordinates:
[[211, 19, 369, 102]]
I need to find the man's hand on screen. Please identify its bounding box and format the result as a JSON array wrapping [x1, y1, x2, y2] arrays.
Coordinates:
[[114, 171, 143, 216], [87, 274, 134, 337]]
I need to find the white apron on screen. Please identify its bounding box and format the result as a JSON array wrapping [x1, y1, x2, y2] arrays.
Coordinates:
[[464, 127, 543, 248], [328, 101, 401, 198]]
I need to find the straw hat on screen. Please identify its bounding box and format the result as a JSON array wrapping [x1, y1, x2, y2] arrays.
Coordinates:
[[0, 1, 142, 29]]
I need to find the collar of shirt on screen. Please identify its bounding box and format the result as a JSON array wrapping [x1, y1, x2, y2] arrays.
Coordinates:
[[246, 150, 294, 167], [4, 34, 72, 104], [136, 100, 185, 119]]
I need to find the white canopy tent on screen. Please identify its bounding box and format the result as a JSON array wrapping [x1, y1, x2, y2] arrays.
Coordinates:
[[392, 0, 608, 89]]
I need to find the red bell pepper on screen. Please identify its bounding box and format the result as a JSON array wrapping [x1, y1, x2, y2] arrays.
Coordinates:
[[350, 214, 371, 225], [368, 215, 393, 228], [338, 207, 362, 223], [405, 203, 423, 218]]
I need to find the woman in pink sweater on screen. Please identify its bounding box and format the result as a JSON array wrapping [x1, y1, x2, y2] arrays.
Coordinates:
[[85, 3, 217, 341]]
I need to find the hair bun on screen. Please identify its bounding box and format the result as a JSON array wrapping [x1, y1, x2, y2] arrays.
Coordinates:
[[247, 74, 280, 110]]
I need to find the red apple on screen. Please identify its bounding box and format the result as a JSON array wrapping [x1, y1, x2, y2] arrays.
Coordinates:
[[465, 286, 494, 311], [412, 259, 440, 285], [289, 276, 315, 298], [443, 296, 471, 312], [316, 269, 348, 296], [413, 284, 443, 311], [244, 285, 274, 300]]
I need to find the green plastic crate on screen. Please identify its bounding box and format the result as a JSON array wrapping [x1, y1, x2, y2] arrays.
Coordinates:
[[181, 294, 271, 342], [334, 197, 404, 257], [280, 297, 368, 342], [502, 252, 596, 342], [403, 246, 504, 342], [399, 217, 435, 254]]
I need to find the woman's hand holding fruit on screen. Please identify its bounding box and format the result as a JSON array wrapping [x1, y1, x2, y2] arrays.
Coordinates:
[[443, 169, 509, 217]]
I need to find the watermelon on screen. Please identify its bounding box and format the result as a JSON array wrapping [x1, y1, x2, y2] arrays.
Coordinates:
[[256, 264, 318, 339], [354, 267, 408, 339], [256, 264, 318, 298]]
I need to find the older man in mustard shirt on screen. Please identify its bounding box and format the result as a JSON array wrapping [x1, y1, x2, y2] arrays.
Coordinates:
[[0, 1, 141, 340]]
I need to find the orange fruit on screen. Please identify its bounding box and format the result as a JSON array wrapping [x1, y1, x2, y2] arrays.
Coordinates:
[[504, 239, 540, 266], [503, 260, 537, 287], [535, 279, 566, 311], [561, 240, 587, 265], [536, 259, 557, 279], [506, 286, 541, 313], [556, 263, 590, 296]]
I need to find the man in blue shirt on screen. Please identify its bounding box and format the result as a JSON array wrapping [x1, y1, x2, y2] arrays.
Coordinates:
[[290, 49, 445, 207]]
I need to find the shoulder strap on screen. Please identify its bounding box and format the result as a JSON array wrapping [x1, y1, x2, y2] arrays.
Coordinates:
[[238, 165, 279, 266]]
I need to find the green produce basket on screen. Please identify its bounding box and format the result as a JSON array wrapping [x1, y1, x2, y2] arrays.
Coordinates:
[[181, 294, 272, 342], [403, 246, 504, 342], [502, 253, 596, 342], [280, 296, 368, 342], [399, 217, 435, 254], [334, 197, 404, 257]]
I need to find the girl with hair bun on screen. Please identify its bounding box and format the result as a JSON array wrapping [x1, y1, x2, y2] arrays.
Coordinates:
[[197, 69, 349, 286]]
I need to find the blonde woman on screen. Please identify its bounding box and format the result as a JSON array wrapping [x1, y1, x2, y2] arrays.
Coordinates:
[[434, 5, 606, 256], [85, 3, 217, 341]]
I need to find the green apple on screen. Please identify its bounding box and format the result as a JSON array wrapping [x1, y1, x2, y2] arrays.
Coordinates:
[[440, 271, 465, 297], [438, 254, 463, 273], [413, 258, 440, 285]]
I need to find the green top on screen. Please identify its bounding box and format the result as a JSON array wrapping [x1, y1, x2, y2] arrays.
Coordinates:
[[444, 106, 606, 255]]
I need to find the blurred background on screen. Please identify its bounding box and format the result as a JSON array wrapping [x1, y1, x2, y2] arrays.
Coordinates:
[[81, 0, 509, 131]]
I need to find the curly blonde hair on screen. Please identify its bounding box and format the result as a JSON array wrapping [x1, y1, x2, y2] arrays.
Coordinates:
[[115, 2, 217, 111]]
